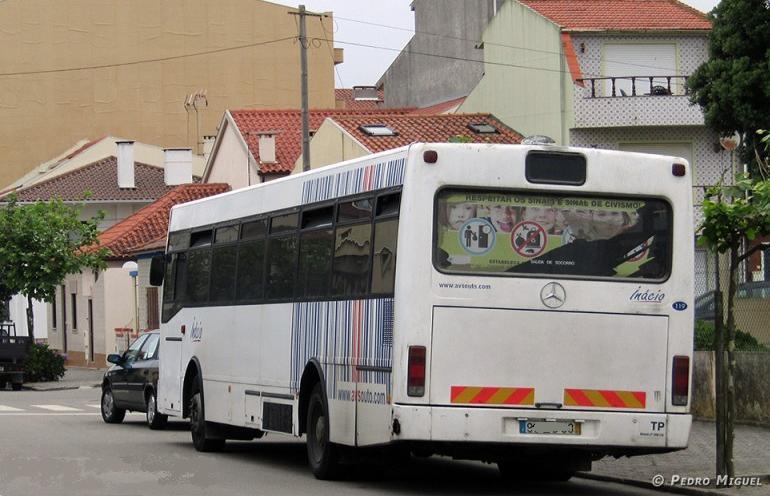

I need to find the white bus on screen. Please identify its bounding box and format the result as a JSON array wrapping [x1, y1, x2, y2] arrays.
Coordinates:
[[152, 143, 693, 480]]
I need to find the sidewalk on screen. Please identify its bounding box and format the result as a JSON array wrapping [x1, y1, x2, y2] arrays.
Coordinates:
[[24, 366, 105, 391], [579, 420, 770, 496]]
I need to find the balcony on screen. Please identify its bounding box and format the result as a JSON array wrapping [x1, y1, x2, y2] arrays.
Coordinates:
[[572, 75, 705, 129]]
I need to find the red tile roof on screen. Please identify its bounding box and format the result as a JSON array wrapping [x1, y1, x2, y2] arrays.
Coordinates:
[[335, 89, 384, 110], [409, 96, 467, 115], [229, 108, 413, 175], [6, 157, 177, 203], [519, 0, 711, 32], [329, 113, 523, 153], [96, 183, 230, 259]]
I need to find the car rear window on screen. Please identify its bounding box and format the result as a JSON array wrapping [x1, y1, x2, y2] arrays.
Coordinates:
[[434, 189, 671, 280]]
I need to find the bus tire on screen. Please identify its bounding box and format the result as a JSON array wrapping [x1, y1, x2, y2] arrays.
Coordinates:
[[101, 386, 126, 424], [145, 390, 168, 430], [306, 382, 340, 479], [189, 386, 225, 452]]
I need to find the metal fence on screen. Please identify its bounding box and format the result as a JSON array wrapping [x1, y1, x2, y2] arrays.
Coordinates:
[[694, 248, 770, 351]]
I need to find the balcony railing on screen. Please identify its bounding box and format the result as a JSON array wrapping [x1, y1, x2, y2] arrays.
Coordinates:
[[576, 75, 690, 98]]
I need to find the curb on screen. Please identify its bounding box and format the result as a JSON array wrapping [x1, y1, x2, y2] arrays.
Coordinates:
[[576, 472, 732, 496], [23, 383, 101, 392]]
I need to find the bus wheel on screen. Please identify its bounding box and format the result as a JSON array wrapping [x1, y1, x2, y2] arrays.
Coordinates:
[[189, 386, 225, 452], [306, 383, 340, 479]]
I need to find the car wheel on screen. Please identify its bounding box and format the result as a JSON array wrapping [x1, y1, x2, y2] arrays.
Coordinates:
[[189, 384, 224, 452], [11, 382, 22, 391], [101, 386, 126, 424], [306, 383, 340, 479], [146, 390, 168, 430]]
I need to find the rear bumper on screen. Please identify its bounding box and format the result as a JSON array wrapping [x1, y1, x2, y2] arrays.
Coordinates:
[[393, 404, 691, 453]]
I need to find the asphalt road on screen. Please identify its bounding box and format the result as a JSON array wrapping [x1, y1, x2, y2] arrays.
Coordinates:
[[0, 388, 682, 496]]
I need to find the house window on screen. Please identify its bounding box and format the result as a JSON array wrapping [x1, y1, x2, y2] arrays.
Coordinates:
[[359, 124, 397, 137], [603, 44, 678, 96], [51, 296, 57, 328], [146, 287, 160, 330], [71, 293, 77, 330]]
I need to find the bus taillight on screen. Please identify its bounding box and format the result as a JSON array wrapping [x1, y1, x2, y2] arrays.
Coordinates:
[[672, 355, 689, 406], [407, 346, 426, 397]]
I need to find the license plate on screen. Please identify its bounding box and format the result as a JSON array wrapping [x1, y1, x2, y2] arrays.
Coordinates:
[[520, 420, 581, 435]]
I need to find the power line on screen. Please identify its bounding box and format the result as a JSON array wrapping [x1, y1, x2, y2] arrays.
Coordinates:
[[329, 14, 694, 75], [318, 17, 345, 88], [0, 36, 297, 77]]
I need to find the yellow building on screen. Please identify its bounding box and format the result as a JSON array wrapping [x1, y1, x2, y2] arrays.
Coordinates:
[[0, 0, 338, 188]]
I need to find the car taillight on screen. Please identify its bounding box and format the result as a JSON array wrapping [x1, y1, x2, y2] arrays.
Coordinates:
[[407, 346, 426, 397], [672, 355, 690, 406]]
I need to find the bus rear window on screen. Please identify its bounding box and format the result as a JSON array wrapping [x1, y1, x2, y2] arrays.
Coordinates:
[[434, 189, 671, 280]]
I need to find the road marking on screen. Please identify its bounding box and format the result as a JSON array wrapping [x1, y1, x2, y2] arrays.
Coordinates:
[[0, 405, 24, 412], [86, 404, 101, 409], [31, 404, 83, 412]]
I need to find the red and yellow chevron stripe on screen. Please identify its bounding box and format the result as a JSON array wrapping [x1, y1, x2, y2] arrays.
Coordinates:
[[450, 386, 535, 405], [564, 388, 646, 409]]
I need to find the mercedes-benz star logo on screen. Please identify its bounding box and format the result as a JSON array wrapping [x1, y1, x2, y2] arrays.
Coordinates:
[[540, 282, 566, 309]]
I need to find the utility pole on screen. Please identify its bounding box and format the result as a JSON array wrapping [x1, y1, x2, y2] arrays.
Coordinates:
[[289, 5, 323, 172]]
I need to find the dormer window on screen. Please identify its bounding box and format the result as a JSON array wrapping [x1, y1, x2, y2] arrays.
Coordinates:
[[359, 124, 397, 137], [468, 122, 498, 134]]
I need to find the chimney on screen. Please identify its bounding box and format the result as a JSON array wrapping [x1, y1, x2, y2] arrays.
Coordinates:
[[202, 135, 216, 162], [164, 148, 193, 186], [116, 140, 135, 189], [258, 132, 276, 164]]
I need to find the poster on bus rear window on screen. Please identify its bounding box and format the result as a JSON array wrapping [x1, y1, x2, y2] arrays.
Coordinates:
[[434, 191, 671, 279]]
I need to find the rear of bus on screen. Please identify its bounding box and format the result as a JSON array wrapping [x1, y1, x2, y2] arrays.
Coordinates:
[[391, 143, 693, 475]]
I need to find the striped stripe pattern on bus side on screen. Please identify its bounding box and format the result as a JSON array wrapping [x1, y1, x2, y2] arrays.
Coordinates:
[[290, 299, 394, 401], [301, 158, 406, 204], [564, 388, 646, 409]]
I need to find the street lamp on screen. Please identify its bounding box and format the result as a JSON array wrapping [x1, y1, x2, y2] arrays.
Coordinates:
[[121, 261, 139, 350]]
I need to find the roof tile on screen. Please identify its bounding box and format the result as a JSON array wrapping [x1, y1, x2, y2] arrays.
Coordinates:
[[6, 157, 180, 203], [96, 183, 230, 259], [519, 0, 711, 31], [229, 108, 413, 175], [330, 113, 523, 153]]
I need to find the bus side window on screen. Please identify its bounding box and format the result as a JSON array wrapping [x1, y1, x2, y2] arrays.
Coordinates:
[[236, 218, 267, 301], [332, 223, 372, 297], [298, 206, 334, 298], [371, 219, 398, 295], [186, 250, 211, 305], [209, 225, 239, 303], [266, 213, 299, 300]]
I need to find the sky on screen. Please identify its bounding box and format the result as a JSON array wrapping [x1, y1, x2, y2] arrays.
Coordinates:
[[273, 0, 721, 88]]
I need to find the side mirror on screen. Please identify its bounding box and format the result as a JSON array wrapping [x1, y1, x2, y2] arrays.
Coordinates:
[[107, 354, 123, 365], [149, 254, 165, 286]]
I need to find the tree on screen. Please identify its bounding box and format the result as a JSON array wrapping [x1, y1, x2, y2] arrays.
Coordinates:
[[687, 0, 770, 169], [0, 195, 107, 341], [698, 173, 770, 481]]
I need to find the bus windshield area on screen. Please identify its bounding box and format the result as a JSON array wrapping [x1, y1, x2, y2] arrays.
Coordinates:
[[435, 189, 672, 280]]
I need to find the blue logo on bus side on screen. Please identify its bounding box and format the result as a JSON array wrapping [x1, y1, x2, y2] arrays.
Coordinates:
[[672, 301, 688, 311]]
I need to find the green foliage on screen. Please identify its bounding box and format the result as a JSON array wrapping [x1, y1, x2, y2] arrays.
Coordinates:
[[23, 343, 66, 382], [448, 135, 473, 143], [697, 173, 770, 253], [694, 320, 767, 351], [687, 0, 770, 169], [0, 195, 107, 303]]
